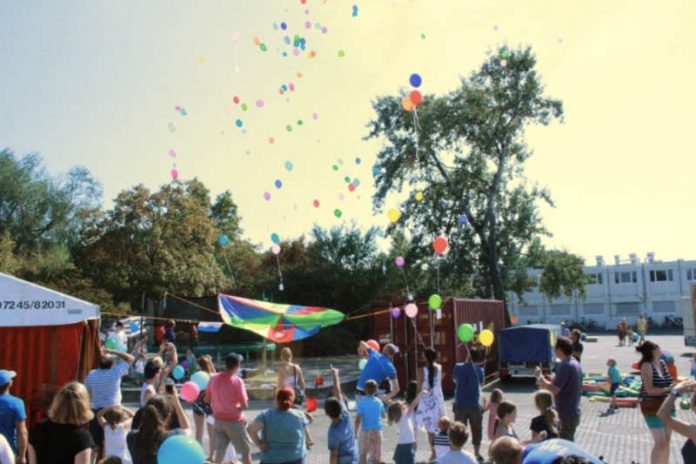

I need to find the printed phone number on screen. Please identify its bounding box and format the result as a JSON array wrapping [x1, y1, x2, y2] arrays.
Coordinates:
[[2, 300, 66, 310]]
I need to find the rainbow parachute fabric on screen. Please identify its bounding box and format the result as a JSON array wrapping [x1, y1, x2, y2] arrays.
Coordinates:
[[217, 294, 345, 343]]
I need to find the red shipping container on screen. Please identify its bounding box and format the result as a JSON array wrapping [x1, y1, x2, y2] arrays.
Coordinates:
[[371, 298, 505, 396]]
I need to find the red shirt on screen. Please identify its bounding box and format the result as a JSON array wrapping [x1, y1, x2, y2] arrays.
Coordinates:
[[208, 372, 248, 422]]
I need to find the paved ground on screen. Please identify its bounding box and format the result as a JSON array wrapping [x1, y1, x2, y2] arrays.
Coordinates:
[[165, 334, 696, 463]]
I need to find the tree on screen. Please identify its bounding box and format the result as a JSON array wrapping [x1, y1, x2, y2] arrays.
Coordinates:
[[536, 248, 590, 302], [367, 46, 566, 322], [211, 191, 242, 240]]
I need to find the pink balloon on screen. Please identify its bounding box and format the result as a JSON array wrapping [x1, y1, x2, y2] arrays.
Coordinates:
[[395, 256, 405, 267], [170, 168, 179, 180], [405, 303, 418, 319], [255, 99, 265, 108], [180, 381, 200, 402], [263, 192, 271, 201], [312, 112, 319, 120], [271, 244, 281, 255], [168, 149, 177, 157]]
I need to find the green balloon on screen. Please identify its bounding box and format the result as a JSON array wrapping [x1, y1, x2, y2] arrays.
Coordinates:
[[457, 323, 474, 343], [358, 358, 367, 370], [105, 338, 117, 349], [334, 209, 342, 218], [428, 294, 442, 310]]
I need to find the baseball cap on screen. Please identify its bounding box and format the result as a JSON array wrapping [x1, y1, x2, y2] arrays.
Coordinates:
[[0, 370, 17, 387]]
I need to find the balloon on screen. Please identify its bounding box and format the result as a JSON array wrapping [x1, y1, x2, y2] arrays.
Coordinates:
[[366, 339, 380, 352], [270, 233, 280, 244], [172, 365, 185, 380], [313, 199, 320, 208], [395, 256, 405, 268], [253, 36, 261, 46], [401, 97, 415, 112], [170, 168, 179, 180], [315, 375, 324, 386], [358, 358, 368, 370], [338, 50, 345, 58], [218, 235, 229, 246], [285, 161, 294, 171], [105, 338, 117, 349], [235, 119, 243, 128], [632, 333, 639, 343], [280, 22, 287, 30], [500, 59, 508, 68], [268, 137, 275, 144], [457, 324, 475, 343], [241, 103, 248, 111], [428, 294, 442, 310], [168, 149, 177, 157], [391, 307, 401, 318], [409, 73, 422, 88], [415, 191, 424, 201], [348, 183, 356, 192], [459, 214, 468, 225], [387, 208, 401, 223], [230, 30, 240, 42], [479, 329, 495, 347], [410, 90, 423, 106], [180, 381, 200, 402], [256, 99, 265, 108], [157, 435, 205, 464], [355, 157, 361, 164], [680, 398, 692, 410], [179, 108, 188, 116], [271, 244, 281, 255], [233, 96, 240, 104], [353, 179, 361, 187], [191, 371, 210, 391], [405, 303, 418, 319], [334, 209, 342, 218], [263, 192, 271, 201], [274, 179, 283, 189], [130, 322, 139, 332], [168, 122, 176, 132], [433, 236, 448, 255]]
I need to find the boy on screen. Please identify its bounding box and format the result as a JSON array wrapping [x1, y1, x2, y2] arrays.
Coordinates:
[[326, 367, 358, 464], [433, 416, 453, 459], [355, 380, 385, 464], [607, 358, 621, 410], [436, 422, 477, 464]]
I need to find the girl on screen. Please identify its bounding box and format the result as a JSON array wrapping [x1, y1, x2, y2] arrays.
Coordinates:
[[529, 391, 558, 442], [193, 356, 217, 463], [493, 401, 519, 441], [97, 406, 135, 464], [415, 347, 445, 461], [486, 389, 504, 442], [386, 390, 425, 464]]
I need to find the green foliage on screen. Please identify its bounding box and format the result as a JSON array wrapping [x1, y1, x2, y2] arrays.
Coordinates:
[[0, 233, 19, 274], [536, 249, 589, 302]]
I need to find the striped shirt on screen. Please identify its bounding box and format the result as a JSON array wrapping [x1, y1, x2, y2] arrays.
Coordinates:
[[85, 361, 130, 408], [434, 431, 450, 458], [640, 360, 672, 398]]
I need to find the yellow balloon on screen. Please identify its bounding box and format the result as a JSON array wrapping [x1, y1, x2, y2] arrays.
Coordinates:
[[387, 208, 401, 223], [479, 329, 495, 347], [415, 191, 424, 201], [401, 97, 415, 112]]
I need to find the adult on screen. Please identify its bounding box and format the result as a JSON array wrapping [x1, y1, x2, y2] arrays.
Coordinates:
[[276, 348, 306, 405], [637, 314, 648, 345], [325, 367, 358, 464], [164, 320, 177, 344], [570, 329, 584, 363], [0, 433, 13, 464], [126, 394, 191, 464], [0, 370, 27, 464], [28, 382, 94, 464], [657, 379, 696, 463], [205, 353, 252, 464], [189, 323, 199, 349], [108, 321, 127, 348], [356, 341, 400, 401], [536, 337, 582, 442], [158, 342, 178, 373], [415, 347, 445, 461], [84, 346, 135, 456], [248, 388, 310, 464], [637, 340, 674, 464], [193, 356, 216, 462], [452, 347, 485, 461], [560, 322, 570, 338], [131, 335, 149, 358], [140, 357, 164, 408], [617, 318, 628, 347]]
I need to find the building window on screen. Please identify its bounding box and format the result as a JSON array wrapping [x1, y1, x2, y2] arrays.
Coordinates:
[[614, 271, 637, 284], [587, 273, 603, 285], [653, 301, 676, 313], [519, 307, 538, 316], [687, 269, 696, 281], [583, 303, 604, 315], [550, 304, 572, 316], [649, 269, 674, 282], [616, 302, 639, 315]]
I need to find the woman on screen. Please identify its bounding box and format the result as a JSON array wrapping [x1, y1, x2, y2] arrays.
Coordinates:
[[28, 382, 94, 464], [140, 357, 164, 407], [656, 379, 696, 463], [570, 329, 584, 362], [126, 392, 191, 464], [193, 356, 216, 462], [414, 347, 445, 462], [637, 340, 674, 464], [276, 348, 305, 405], [248, 388, 312, 464]]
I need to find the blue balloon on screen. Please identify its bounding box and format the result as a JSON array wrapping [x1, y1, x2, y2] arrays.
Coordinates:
[[129, 322, 139, 332], [409, 73, 422, 88], [218, 235, 229, 246], [353, 178, 361, 187], [355, 157, 362, 164], [191, 371, 210, 391], [459, 214, 468, 225], [157, 435, 205, 464], [280, 22, 287, 30], [372, 167, 381, 177], [275, 179, 283, 189], [271, 233, 280, 244], [285, 161, 294, 171], [172, 365, 185, 381]]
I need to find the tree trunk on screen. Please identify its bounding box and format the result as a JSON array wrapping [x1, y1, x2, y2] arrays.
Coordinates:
[[482, 237, 511, 326]]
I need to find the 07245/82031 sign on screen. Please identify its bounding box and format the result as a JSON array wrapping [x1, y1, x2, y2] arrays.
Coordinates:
[[2, 300, 66, 310]]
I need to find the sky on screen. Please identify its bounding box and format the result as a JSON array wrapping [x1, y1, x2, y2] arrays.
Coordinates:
[[1, 0, 695, 264]]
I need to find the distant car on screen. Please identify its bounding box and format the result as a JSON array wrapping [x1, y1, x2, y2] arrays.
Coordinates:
[[498, 324, 562, 381]]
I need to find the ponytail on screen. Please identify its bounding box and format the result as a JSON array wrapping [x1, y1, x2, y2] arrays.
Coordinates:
[[424, 347, 437, 390], [534, 390, 558, 436], [543, 407, 559, 436], [136, 397, 170, 464]]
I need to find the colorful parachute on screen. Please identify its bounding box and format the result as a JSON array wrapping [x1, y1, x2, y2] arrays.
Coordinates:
[[217, 294, 345, 343]]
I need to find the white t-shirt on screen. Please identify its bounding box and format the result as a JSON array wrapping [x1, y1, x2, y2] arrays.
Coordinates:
[[104, 423, 132, 464], [397, 413, 416, 445], [0, 434, 14, 464], [437, 449, 477, 464]]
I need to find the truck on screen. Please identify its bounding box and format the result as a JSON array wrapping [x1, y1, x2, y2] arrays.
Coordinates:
[[499, 324, 562, 381], [683, 284, 696, 347]]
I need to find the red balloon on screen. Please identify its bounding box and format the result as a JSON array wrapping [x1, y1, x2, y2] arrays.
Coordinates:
[[315, 375, 324, 386], [410, 90, 423, 106], [366, 339, 380, 352], [313, 199, 320, 208], [433, 236, 448, 255]]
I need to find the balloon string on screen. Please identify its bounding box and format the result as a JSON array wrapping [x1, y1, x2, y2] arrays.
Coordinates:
[[275, 253, 284, 288]]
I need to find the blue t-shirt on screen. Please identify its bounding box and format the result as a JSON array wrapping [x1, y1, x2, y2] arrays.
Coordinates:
[[453, 363, 483, 408], [357, 349, 396, 391], [522, 439, 603, 464], [328, 408, 358, 464], [357, 396, 385, 431], [607, 366, 621, 384], [255, 408, 308, 463], [552, 357, 582, 417], [0, 393, 27, 452]]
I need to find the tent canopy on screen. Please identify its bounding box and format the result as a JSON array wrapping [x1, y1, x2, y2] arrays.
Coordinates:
[[0, 272, 100, 327]]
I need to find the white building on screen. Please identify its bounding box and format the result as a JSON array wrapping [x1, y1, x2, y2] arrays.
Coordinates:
[[507, 253, 696, 329]]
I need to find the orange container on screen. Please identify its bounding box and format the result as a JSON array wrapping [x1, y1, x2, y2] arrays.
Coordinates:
[[306, 397, 318, 413]]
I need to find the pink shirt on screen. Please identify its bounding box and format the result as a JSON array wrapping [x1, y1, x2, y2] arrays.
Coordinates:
[[487, 401, 498, 442], [208, 372, 248, 422]]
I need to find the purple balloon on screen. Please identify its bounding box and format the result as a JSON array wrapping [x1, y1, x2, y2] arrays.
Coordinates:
[[395, 256, 405, 267], [391, 307, 401, 318]]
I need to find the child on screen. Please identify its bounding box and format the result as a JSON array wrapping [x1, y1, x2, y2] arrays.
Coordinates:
[[607, 358, 622, 410], [529, 391, 558, 442], [355, 380, 386, 464], [690, 353, 696, 378], [185, 348, 197, 376], [433, 416, 453, 459], [133, 354, 146, 384], [97, 406, 135, 464], [436, 421, 477, 464], [486, 389, 504, 441], [493, 401, 519, 441], [627, 327, 635, 347], [326, 366, 358, 464], [386, 388, 425, 464]]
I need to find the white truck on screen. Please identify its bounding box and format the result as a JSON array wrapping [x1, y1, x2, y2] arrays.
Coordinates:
[[684, 284, 696, 347]]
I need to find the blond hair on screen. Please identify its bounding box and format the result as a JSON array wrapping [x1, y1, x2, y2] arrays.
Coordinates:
[[438, 416, 452, 432], [280, 347, 293, 363], [533, 390, 559, 436], [49, 382, 94, 425]]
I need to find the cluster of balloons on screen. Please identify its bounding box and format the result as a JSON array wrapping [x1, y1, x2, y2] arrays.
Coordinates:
[[456, 324, 495, 347], [402, 73, 423, 112]]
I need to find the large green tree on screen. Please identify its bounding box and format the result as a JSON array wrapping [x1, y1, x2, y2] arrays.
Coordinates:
[[367, 46, 583, 321]]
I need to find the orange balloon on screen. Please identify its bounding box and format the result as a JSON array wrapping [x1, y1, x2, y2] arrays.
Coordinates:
[[433, 236, 448, 255], [402, 97, 415, 112], [253, 36, 261, 46], [410, 90, 423, 106]]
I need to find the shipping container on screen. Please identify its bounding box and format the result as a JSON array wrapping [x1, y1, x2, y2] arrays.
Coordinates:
[[371, 298, 505, 396]]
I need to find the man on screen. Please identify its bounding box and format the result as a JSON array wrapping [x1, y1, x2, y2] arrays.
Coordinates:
[[0, 370, 27, 464], [356, 341, 400, 401], [537, 337, 582, 441], [636, 314, 648, 345], [325, 366, 358, 464], [206, 353, 252, 464], [164, 319, 177, 344], [84, 346, 134, 457], [452, 346, 485, 461]]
